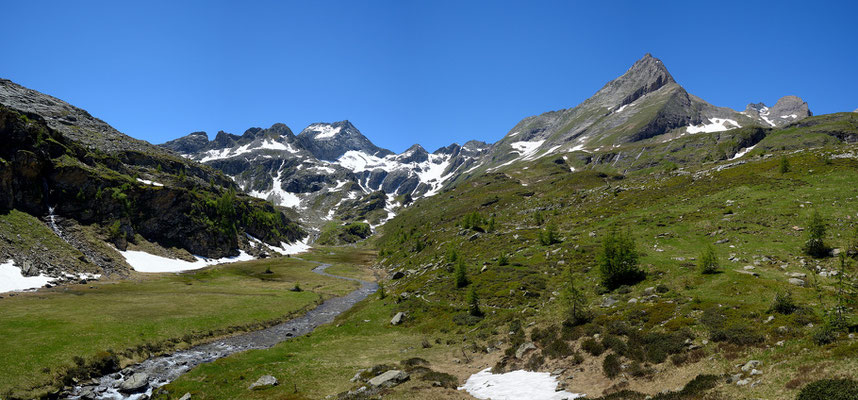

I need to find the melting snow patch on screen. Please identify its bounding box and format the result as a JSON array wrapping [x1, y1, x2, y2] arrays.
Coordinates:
[[136, 178, 164, 187], [0, 260, 54, 293], [267, 237, 312, 255], [686, 118, 741, 134], [510, 140, 545, 160], [308, 124, 342, 139], [615, 104, 629, 113], [731, 144, 757, 160], [459, 368, 584, 400], [118, 250, 254, 273]]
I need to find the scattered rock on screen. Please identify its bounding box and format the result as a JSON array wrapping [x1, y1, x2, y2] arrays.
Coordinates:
[[786, 272, 806, 278], [764, 316, 775, 324], [643, 287, 655, 295], [736, 378, 752, 386], [178, 393, 192, 400], [248, 375, 278, 390], [601, 296, 618, 308], [368, 370, 409, 388], [515, 342, 537, 359], [390, 312, 405, 325], [789, 278, 806, 286], [118, 373, 149, 393], [741, 360, 762, 372]]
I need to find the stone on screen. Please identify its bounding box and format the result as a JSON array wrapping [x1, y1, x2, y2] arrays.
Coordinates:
[[764, 316, 775, 324], [743, 265, 755, 270], [736, 378, 752, 386], [751, 369, 762, 376], [741, 360, 762, 372], [390, 312, 405, 325], [516, 342, 537, 359], [368, 370, 409, 388], [628, 298, 639, 304], [601, 296, 618, 308], [178, 394, 192, 400], [786, 272, 806, 278], [118, 372, 149, 393], [390, 271, 405, 280], [643, 287, 655, 295], [789, 278, 806, 286], [248, 375, 278, 390]]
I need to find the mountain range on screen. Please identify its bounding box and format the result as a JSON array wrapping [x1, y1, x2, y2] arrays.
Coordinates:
[[160, 54, 814, 232]]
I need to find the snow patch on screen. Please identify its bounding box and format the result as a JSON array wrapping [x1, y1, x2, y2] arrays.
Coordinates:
[[509, 140, 545, 160], [308, 124, 342, 139], [136, 178, 164, 187], [459, 368, 584, 400], [118, 250, 254, 273], [615, 104, 629, 113], [730, 144, 757, 160], [686, 118, 741, 134], [0, 260, 53, 293]]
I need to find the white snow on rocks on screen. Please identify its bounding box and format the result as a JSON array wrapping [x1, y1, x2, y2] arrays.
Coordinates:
[[117, 249, 255, 273], [0, 260, 53, 293], [731, 144, 757, 160], [136, 178, 164, 187], [510, 140, 546, 160], [308, 124, 342, 139], [459, 368, 584, 400], [249, 174, 302, 209], [686, 118, 741, 134]]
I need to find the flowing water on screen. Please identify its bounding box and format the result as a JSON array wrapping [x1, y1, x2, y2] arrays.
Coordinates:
[[67, 262, 377, 399]]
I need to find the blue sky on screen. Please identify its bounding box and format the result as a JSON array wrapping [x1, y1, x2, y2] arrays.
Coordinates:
[[2, 1, 856, 153]]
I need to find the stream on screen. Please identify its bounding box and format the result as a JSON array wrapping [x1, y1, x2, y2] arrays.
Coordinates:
[[67, 262, 378, 399]]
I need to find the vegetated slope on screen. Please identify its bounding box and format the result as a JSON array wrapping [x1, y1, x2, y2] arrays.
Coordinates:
[[368, 119, 858, 398], [0, 79, 304, 278], [161, 120, 489, 231]]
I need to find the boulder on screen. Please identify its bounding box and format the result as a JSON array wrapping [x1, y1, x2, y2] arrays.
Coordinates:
[[789, 278, 805, 286], [178, 394, 192, 400], [390, 312, 405, 325], [741, 360, 762, 372], [248, 375, 278, 390], [601, 296, 618, 308], [515, 342, 536, 359], [118, 372, 149, 393], [368, 370, 409, 388]]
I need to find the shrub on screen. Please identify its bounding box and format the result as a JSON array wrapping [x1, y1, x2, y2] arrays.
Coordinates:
[[797, 379, 858, 400], [539, 223, 560, 245], [603, 353, 622, 378], [769, 291, 797, 315], [812, 323, 836, 345], [698, 245, 719, 274], [419, 371, 458, 389], [804, 210, 829, 258], [599, 227, 644, 290], [498, 253, 509, 266], [581, 338, 605, 356], [452, 313, 482, 326], [543, 338, 573, 359], [602, 334, 628, 356]]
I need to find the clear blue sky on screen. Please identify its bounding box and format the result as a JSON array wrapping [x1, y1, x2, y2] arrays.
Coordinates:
[[3, 1, 856, 153]]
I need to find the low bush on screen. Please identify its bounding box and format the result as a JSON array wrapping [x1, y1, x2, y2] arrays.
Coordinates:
[[419, 370, 458, 389], [603, 353, 622, 378], [581, 338, 605, 356], [796, 379, 858, 400]]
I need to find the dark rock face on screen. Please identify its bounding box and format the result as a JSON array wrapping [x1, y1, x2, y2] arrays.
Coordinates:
[[296, 120, 392, 161], [160, 131, 209, 154], [0, 80, 305, 277]]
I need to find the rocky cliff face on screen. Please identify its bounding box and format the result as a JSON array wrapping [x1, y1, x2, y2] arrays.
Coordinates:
[[0, 79, 304, 278]]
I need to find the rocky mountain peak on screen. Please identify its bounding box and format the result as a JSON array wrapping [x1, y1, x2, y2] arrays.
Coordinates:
[[296, 120, 391, 161], [743, 96, 812, 127], [587, 54, 677, 111], [396, 144, 429, 164]]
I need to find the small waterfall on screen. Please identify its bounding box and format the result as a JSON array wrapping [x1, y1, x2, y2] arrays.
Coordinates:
[[47, 206, 65, 240]]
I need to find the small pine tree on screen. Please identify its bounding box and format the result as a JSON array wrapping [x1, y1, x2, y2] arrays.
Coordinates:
[[699, 245, 720, 274], [378, 283, 386, 300], [832, 253, 851, 329], [539, 223, 560, 246], [534, 210, 544, 226], [467, 286, 482, 317], [487, 216, 496, 233], [562, 266, 588, 324], [599, 227, 643, 290], [446, 247, 459, 263], [804, 211, 829, 258], [780, 156, 791, 173], [455, 259, 469, 288]]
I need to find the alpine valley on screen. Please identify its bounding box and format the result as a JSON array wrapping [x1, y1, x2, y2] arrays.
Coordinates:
[[2, 54, 858, 400]]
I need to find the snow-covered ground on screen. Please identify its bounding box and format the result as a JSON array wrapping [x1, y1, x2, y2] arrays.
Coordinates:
[[0, 260, 53, 293], [117, 249, 255, 273], [731, 144, 757, 160], [685, 118, 741, 134], [136, 178, 164, 187], [459, 368, 585, 400], [308, 124, 342, 139]]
